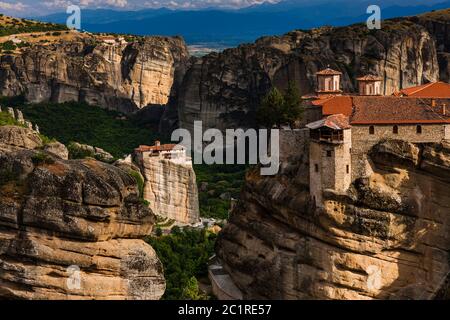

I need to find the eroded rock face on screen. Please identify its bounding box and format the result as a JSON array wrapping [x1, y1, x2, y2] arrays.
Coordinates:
[[0, 125, 42, 149], [216, 139, 450, 300], [138, 157, 200, 224], [0, 127, 165, 300], [0, 36, 189, 113], [175, 13, 448, 133]]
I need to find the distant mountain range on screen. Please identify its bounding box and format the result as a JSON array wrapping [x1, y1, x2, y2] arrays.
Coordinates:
[[34, 0, 450, 47]]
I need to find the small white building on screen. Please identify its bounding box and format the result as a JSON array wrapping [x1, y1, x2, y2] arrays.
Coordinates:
[[134, 141, 190, 165], [357, 75, 383, 96], [316, 67, 342, 97]]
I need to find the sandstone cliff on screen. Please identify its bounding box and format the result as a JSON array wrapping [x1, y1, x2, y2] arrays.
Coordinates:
[[0, 126, 165, 299], [216, 139, 450, 300], [0, 34, 189, 113], [136, 156, 200, 225], [174, 10, 450, 133]]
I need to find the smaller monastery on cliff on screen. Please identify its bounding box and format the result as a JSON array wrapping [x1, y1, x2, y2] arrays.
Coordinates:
[[305, 68, 450, 206], [134, 141, 200, 224]]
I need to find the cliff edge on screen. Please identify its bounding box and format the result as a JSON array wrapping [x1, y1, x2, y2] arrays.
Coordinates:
[[216, 139, 450, 299], [0, 125, 165, 299]]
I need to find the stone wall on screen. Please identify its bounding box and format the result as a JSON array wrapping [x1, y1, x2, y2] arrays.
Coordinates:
[[309, 129, 351, 206], [351, 124, 448, 179]]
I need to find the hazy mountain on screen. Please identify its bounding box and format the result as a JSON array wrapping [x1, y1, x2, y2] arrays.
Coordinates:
[[34, 0, 450, 47]]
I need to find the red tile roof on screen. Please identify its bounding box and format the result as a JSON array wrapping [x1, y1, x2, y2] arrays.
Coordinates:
[[356, 75, 383, 81], [312, 96, 353, 116], [316, 68, 342, 76], [393, 82, 450, 98], [306, 114, 351, 130], [135, 144, 178, 153], [350, 97, 450, 124]]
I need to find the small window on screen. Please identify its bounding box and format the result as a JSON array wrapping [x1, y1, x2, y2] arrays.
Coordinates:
[[315, 164, 319, 173], [393, 125, 399, 134], [326, 150, 332, 157], [416, 125, 422, 134], [369, 126, 375, 135], [346, 165, 350, 174]]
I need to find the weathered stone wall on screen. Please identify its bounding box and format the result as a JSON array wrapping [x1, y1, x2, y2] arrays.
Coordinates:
[[309, 130, 351, 206], [351, 124, 448, 179]]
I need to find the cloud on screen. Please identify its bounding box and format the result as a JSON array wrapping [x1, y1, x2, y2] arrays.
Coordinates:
[[0, 1, 28, 11]]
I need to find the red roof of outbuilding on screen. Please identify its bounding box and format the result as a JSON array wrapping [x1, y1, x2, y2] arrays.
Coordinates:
[[135, 144, 178, 153], [312, 96, 353, 116], [393, 82, 450, 98], [306, 114, 351, 130], [356, 75, 383, 81], [316, 68, 342, 76]]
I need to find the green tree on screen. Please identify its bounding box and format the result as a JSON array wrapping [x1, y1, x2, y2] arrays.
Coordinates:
[[282, 81, 304, 127], [257, 87, 285, 128], [257, 82, 304, 128], [181, 276, 203, 300]]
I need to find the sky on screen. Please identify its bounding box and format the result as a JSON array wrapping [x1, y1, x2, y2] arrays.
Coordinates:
[[0, 0, 279, 16], [0, 0, 445, 17]]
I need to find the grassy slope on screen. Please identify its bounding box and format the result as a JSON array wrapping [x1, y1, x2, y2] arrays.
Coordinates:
[[0, 15, 67, 37]]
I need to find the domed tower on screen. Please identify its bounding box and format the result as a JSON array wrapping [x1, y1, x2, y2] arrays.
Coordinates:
[[357, 75, 383, 96], [316, 67, 342, 97]]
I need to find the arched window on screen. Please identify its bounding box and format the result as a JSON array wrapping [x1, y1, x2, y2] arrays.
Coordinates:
[[369, 126, 375, 135], [393, 125, 399, 134], [416, 125, 422, 134]]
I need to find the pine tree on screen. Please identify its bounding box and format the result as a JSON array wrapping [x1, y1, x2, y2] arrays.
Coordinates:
[[257, 87, 285, 128], [282, 81, 304, 127]]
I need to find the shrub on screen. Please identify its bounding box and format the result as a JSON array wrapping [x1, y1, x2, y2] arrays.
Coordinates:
[[67, 142, 95, 160], [128, 169, 144, 199], [32, 152, 55, 165], [1, 40, 16, 51]]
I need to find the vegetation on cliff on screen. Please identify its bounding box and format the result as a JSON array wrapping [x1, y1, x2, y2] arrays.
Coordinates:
[[0, 99, 160, 159], [257, 82, 304, 128], [0, 15, 67, 37], [147, 228, 217, 300], [194, 164, 246, 219]]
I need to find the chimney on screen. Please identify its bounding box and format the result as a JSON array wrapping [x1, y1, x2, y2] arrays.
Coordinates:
[[155, 140, 161, 147]]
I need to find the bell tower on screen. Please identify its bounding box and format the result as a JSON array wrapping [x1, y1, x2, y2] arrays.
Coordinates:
[[306, 114, 352, 207], [316, 67, 342, 97], [357, 75, 383, 96]]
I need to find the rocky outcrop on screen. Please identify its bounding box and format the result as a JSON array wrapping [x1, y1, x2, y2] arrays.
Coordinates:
[[174, 10, 449, 133], [0, 125, 42, 149], [216, 139, 450, 300], [69, 142, 115, 163], [0, 36, 189, 114], [137, 156, 200, 225], [0, 126, 165, 300], [44, 141, 69, 160]]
